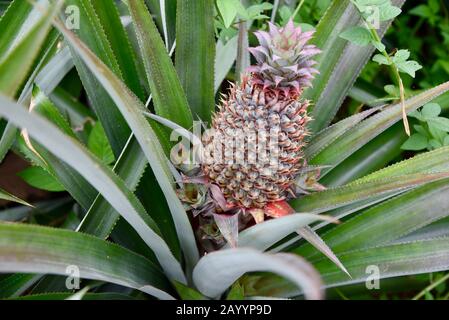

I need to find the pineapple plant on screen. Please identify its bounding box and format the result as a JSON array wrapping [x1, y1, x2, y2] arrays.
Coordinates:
[[202, 20, 319, 212], [194, 20, 323, 248], [0, 0, 449, 301]]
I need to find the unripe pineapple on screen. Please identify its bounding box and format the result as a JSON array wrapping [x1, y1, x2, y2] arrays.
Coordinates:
[[202, 20, 320, 218]]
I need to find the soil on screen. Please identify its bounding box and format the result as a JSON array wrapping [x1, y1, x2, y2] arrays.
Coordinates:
[[0, 152, 48, 207]]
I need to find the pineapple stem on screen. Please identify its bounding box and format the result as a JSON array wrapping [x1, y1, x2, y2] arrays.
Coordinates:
[[291, 0, 306, 21], [366, 21, 411, 136]]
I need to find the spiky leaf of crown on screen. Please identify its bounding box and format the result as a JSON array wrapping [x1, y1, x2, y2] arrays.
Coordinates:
[[248, 20, 321, 96]]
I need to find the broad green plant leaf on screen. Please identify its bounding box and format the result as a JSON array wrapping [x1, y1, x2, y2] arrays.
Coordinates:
[[127, 0, 193, 129], [339, 26, 372, 45], [305, 0, 405, 133], [216, 0, 246, 28], [176, 0, 215, 122], [291, 172, 449, 214], [0, 94, 186, 284], [353, 146, 449, 184], [226, 282, 245, 300], [0, 1, 61, 164], [0, 223, 174, 300], [231, 213, 336, 251], [18, 166, 65, 192], [87, 122, 115, 165], [248, 239, 449, 297], [65, 0, 132, 156], [296, 226, 350, 278], [55, 21, 199, 275], [90, 0, 145, 101], [173, 281, 207, 300], [321, 123, 406, 186], [311, 82, 449, 175], [0, 0, 32, 58], [294, 178, 449, 261], [0, 0, 60, 97], [304, 106, 382, 160], [193, 248, 323, 300]]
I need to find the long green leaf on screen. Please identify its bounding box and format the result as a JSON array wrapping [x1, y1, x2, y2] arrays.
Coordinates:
[[304, 106, 382, 160], [291, 172, 449, 214], [0, 0, 32, 58], [294, 178, 449, 261], [0, 32, 62, 165], [48, 86, 95, 128], [0, 198, 72, 222], [55, 21, 199, 275], [90, 0, 145, 101], [233, 213, 334, 251], [273, 191, 407, 253], [321, 123, 406, 186], [176, 0, 215, 122], [0, 0, 59, 97], [144, 0, 177, 48], [0, 94, 186, 284], [77, 137, 146, 236], [0, 223, 173, 299], [65, 0, 131, 156], [247, 239, 449, 297], [19, 87, 97, 210], [0, 188, 32, 207], [77, 135, 181, 259], [35, 47, 74, 96], [127, 0, 193, 129], [193, 248, 323, 299], [325, 90, 449, 187], [311, 82, 449, 174], [0, 274, 41, 298], [353, 146, 449, 184], [0, 1, 60, 164], [305, 0, 405, 133], [395, 217, 449, 243], [214, 36, 238, 93]]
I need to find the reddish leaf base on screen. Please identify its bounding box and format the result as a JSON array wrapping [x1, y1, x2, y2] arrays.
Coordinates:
[[264, 200, 295, 218]]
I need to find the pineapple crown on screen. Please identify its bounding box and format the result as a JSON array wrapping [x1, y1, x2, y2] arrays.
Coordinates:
[[247, 20, 321, 96]]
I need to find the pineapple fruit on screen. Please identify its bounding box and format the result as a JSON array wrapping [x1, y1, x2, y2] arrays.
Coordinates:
[[201, 20, 320, 217], [178, 20, 321, 249]]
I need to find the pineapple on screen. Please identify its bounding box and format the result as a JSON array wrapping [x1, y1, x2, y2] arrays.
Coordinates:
[[201, 20, 320, 219]]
